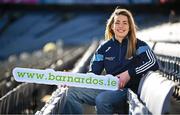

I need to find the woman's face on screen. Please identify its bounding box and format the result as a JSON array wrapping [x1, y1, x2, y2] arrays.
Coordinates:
[[111, 14, 129, 41]]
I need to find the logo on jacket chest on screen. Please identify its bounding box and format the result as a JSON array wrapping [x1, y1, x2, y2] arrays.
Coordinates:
[[105, 47, 116, 61], [105, 56, 115, 61]]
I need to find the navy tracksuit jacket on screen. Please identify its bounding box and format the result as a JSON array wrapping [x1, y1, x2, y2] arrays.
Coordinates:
[[89, 37, 159, 93]]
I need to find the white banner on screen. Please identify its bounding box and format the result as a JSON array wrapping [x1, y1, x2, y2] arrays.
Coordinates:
[[12, 67, 119, 90]]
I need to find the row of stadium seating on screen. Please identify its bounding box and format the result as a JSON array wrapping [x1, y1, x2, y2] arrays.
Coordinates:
[[0, 43, 88, 114], [0, 12, 106, 59]]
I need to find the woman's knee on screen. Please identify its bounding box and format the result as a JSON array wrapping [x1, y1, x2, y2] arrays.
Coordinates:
[[65, 88, 78, 102], [95, 93, 107, 105]]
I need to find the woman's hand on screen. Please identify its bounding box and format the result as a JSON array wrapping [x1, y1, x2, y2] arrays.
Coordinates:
[[116, 70, 130, 89], [60, 84, 68, 88], [58, 84, 68, 89]]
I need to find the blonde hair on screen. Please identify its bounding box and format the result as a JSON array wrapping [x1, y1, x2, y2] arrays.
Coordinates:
[[105, 7, 137, 58]]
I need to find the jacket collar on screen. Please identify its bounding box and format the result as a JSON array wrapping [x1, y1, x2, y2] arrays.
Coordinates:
[[112, 36, 128, 45]]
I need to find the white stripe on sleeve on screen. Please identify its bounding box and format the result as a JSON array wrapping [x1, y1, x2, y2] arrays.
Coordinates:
[[135, 50, 156, 74]]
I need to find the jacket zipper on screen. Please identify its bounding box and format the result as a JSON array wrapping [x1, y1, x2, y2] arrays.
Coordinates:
[[119, 43, 122, 61]]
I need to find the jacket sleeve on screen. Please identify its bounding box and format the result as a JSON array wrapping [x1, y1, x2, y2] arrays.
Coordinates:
[[89, 44, 104, 75], [127, 42, 159, 78], [111, 41, 159, 78]]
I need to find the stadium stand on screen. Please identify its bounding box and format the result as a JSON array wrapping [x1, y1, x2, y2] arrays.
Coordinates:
[[0, 44, 88, 114], [0, 2, 180, 114], [0, 12, 106, 59]]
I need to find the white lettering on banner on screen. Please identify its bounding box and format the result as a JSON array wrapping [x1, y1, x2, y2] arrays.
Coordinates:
[[12, 67, 119, 90]]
